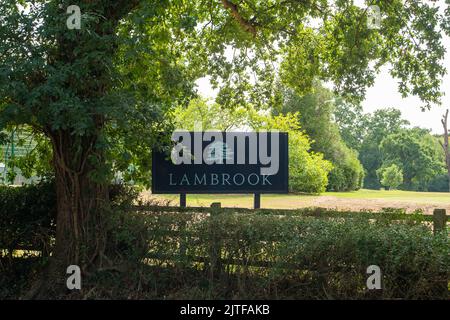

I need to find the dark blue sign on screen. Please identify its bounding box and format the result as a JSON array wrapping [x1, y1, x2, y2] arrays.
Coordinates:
[[152, 131, 288, 194]]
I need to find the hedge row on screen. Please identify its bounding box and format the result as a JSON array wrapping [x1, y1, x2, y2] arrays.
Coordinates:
[[121, 208, 449, 299], [0, 182, 137, 257], [0, 181, 56, 256], [0, 183, 448, 299]]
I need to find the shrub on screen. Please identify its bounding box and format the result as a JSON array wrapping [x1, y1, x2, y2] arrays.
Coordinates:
[[327, 145, 364, 191], [428, 174, 449, 192], [0, 181, 139, 257], [250, 111, 333, 193], [137, 209, 448, 299], [0, 181, 56, 256], [0, 181, 56, 298], [0, 181, 142, 298], [0, 182, 447, 299], [378, 164, 403, 190]]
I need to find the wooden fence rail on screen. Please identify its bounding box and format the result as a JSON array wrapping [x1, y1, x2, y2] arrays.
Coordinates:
[[3, 204, 447, 260], [130, 204, 439, 222]]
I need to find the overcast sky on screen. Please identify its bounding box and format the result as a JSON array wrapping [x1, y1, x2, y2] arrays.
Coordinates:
[[196, 0, 450, 134]]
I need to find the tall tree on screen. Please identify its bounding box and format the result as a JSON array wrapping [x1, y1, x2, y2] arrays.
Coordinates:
[[359, 108, 409, 189], [333, 99, 367, 152], [1, 0, 449, 291], [277, 84, 364, 191], [0, 0, 199, 285], [379, 128, 444, 190], [439, 109, 450, 192]]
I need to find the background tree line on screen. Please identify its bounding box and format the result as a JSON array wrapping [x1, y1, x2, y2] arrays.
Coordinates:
[[172, 80, 448, 193], [335, 98, 448, 192]]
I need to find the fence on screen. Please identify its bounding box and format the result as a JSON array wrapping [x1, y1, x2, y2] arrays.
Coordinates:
[[134, 203, 448, 272], [2, 203, 448, 298], [127, 203, 448, 299], [132, 203, 447, 230]]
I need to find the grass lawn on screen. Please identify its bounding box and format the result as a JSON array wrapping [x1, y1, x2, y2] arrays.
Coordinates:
[[322, 189, 450, 203], [147, 189, 450, 214]]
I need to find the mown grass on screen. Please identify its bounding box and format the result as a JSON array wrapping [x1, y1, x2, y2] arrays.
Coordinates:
[[327, 189, 450, 202], [149, 189, 450, 209]]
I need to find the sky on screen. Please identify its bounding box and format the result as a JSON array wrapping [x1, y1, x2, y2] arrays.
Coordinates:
[[195, 0, 450, 134]]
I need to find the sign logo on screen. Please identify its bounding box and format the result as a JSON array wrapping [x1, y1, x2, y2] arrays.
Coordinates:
[[170, 131, 280, 175]]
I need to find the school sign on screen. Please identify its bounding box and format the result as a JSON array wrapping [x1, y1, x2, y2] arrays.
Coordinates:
[[152, 131, 288, 195]]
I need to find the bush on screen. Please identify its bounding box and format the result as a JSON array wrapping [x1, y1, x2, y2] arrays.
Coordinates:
[[0, 181, 138, 257], [136, 209, 448, 299], [327, 145, 364, 192], [428, 174, 449, 192], [250, 112, 333, 193], [288, 131, 332, 193], [378, 164, 403, 190], [0, 181, 56, 256], [1, 182, 447, 299], [0, 181, 142, 298], [0, 181, 56, 298]]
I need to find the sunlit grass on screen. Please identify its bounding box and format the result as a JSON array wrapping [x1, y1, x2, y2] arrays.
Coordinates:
[[149, 189, 450, 209]]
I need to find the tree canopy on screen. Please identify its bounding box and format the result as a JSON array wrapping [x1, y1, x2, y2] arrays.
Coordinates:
[[378, 163, 403, 190], [276, 84, 364, 191], [379, 127, 444, 190], [1, 0, 449, 185], [174, 97, 333, 193]]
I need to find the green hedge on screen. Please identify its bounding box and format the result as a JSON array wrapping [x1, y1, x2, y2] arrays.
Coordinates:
[[129, 209, 449, 299], [0, 182, 137, 256], [0, 182, 447, 299], [0, 181, 56, 256]]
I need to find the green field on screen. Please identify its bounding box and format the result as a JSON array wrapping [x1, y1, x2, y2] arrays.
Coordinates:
[[319, 189, 450, 202], [149, 189, 450, 214]]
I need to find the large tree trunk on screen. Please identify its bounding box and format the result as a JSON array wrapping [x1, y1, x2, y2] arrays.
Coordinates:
[[50, 129, 110, 281], [25, 129, 110, 298]]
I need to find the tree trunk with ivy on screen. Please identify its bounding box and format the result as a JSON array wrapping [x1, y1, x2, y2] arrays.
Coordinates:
[[33, 1, 141, 293], [50, 129, 109, 273]]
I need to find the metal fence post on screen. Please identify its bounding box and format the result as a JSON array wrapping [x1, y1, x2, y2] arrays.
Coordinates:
[[180, 193, 186, 208], [254, 193, 261, 209]]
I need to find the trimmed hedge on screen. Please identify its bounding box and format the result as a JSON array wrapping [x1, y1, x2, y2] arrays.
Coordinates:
[[0, 181, 56, 256], [129, 208, 449, 299], [0, 183, 448, 299], [0, 181, 137, 257]]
